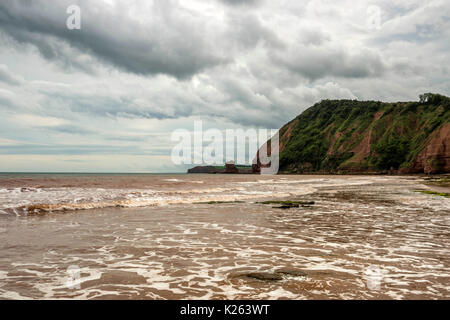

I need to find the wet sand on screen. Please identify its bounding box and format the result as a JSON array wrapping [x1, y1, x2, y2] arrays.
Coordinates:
[[0, 174, 448, 299]]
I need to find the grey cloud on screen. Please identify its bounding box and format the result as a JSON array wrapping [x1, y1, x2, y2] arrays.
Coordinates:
[[225, 13, 284, 50], [0, 0, 448, 145], [0, 95, 14, 108], [372, 24, 444, 46], [4, 29, 98, 74], [219, 0, 263, 6], [0, 89, 17, 108], [47, 124, 96, 135], [298, 29, 331, 46], [272, 47, 385, 81], [103, 136, 149, 142], [47, 92, 186, 120], [0, 143, 149, 155], [0, 65, 23, 85], [37, 79, 283, 128], [0, 0, 228, 79]]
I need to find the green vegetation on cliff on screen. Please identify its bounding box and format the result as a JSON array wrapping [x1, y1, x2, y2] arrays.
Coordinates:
[[271, 93, 450, 174]]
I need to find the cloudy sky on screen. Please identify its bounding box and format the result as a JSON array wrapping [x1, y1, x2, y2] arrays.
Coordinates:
[[0, 0, 449, 172]]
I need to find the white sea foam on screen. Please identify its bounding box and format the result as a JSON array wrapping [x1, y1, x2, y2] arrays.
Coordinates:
[[0, 178, 319, 215], [1, 175, 448, 300]]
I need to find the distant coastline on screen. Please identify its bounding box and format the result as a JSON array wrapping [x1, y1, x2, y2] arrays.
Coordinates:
[[187, 162, 256, 174]]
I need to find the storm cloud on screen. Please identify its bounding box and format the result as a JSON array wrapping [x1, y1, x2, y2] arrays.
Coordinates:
[[0, 0, 228, 78]]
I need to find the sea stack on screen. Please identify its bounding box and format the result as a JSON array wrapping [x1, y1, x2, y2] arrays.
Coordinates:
[[224, 161, 239, 174]]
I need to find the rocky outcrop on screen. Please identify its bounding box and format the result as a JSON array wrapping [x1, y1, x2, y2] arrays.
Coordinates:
[[187, 163, 256, 174], [223, 161, 239, 174], [187, 166, 218, 173]]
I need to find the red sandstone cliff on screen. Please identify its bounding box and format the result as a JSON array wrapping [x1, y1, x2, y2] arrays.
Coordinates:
[[408, 123, 450, 174], [254, 95, 450, 174]]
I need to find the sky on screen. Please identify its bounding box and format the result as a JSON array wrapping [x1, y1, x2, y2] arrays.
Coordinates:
[[0, 0, 449, 172]]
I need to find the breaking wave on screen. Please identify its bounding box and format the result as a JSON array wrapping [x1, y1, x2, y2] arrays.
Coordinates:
[[0, 181, 318, 216]]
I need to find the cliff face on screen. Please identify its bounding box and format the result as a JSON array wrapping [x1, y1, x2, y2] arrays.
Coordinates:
[[257, 93, 450, 174], [409, 123, 450, 173]]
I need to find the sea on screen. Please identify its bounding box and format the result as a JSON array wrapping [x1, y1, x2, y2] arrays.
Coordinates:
[[0, 173, 448, 299]]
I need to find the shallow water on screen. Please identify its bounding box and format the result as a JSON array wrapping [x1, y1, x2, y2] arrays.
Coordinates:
[[0, 174, 448, 299]]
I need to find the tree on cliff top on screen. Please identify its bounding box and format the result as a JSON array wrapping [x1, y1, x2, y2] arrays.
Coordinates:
[[419, 93, 450, 104]]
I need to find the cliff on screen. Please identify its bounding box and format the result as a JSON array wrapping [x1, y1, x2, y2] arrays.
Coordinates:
[[256, 93, 450, 174]]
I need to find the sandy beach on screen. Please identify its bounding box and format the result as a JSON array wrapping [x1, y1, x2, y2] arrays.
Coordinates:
[[0, 174, 448, 299]]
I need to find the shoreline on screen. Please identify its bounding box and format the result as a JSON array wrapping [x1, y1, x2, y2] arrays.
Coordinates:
[[1, 174, 448, 299]]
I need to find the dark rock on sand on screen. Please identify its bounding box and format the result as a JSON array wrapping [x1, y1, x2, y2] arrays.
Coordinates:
[[243, 272, 283, 281], [275, 268, 308, 277], [82, 270, 147, 288], [229, 269, 308, 282], [260, 200, 315, 209], [273, 204, 300, 209]]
